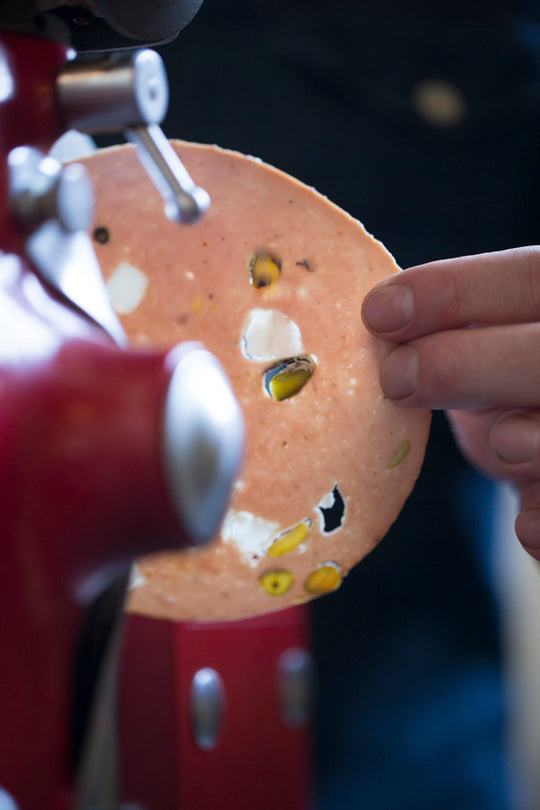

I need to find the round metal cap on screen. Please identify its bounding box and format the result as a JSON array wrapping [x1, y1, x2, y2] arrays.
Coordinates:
[[189, 667, 225, 750], [132, 49, 169, 125], [162, 344, 244, 545], [56, 162, 95, 233]]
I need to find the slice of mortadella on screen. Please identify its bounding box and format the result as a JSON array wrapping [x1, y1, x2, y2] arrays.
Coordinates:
[[81, 141, 431, 622]]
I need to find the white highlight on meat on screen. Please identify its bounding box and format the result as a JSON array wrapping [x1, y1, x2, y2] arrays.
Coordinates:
[[127, 563, 146, 590], [318, 490, 336, 510], [107, 261, 149, 314], [221, 509, 280, 567], [241, 308, 304, 361]]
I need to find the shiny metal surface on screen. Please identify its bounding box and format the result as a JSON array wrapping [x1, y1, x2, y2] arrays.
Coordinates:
[[189, 667, 226, 751], [27, 222, 127, 346], [57, 49, 169, 133], [8, 145, 126, 345], [162, 344, 245, 544], [278, 647, 315, 729], [126, 123, 210, 223], [8, 146, 94, 233]]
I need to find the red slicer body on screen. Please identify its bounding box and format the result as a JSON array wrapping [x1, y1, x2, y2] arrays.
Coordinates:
[[0, 27, 243, 810], [0, 13, 311, 810], [120, 608, 313, 810]]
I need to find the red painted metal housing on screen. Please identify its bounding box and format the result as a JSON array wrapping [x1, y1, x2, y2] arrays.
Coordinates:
[[120, 608, 313, 810]]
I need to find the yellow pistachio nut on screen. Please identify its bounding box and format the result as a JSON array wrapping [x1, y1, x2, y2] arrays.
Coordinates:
[[263, 356, 315, 401], [260, 569, 295, 596], [249, 252, 281, 288], [268, 519, 311, 557], [304, 562, 342, 595], [387, 439, 411, 469]]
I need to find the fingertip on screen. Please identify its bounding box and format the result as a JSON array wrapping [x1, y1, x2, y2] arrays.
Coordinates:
[[515, 507, 540, 561], [491, 413, 540, 467], [379, 344, 418, 401], [362, 283, 415, 335]]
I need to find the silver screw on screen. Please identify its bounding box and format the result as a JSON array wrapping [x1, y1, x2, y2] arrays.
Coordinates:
[[8, 146, 94, 233]]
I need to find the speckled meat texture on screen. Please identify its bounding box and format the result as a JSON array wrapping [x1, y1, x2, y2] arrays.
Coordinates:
[[82, 141, 431, 621]]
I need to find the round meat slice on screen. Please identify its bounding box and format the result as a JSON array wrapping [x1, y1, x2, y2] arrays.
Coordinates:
[[82, 140, 431, 622]]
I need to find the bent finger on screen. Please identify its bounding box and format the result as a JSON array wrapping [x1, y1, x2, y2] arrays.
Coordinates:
[[490, 411, 540, 476], [379, 322, 540, 409], [448, 408, 540, 483], [362, 246, 540, 342], [515, 481, 540, 561]]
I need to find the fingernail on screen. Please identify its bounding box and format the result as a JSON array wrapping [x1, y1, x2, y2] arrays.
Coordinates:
[[380, 345, 418, 399], [491, 414, 540, 465], [516, 508, 540, 553], [363, 283, 415, 333]]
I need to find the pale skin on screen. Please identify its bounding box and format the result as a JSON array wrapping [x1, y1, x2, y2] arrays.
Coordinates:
[[361, 245, 540, 561]]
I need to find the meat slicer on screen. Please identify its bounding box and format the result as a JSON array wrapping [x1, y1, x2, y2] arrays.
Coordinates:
[[0, 2, 312, 808]]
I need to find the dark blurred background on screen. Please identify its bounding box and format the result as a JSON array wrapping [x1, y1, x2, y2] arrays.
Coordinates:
[[157, 2, 540, 807]]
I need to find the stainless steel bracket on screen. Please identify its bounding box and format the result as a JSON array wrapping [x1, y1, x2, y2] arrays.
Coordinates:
[[8, 144, 127, 345]]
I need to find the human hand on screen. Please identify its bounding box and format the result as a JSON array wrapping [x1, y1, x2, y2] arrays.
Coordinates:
[[361, 246, 540, 560]]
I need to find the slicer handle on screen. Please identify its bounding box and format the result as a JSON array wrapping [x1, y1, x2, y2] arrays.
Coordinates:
[[56, 49, 209, 223], [125, 123, 209, 223]]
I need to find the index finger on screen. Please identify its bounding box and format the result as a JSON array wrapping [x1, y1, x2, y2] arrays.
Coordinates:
[[362, 246, 540, 342]]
